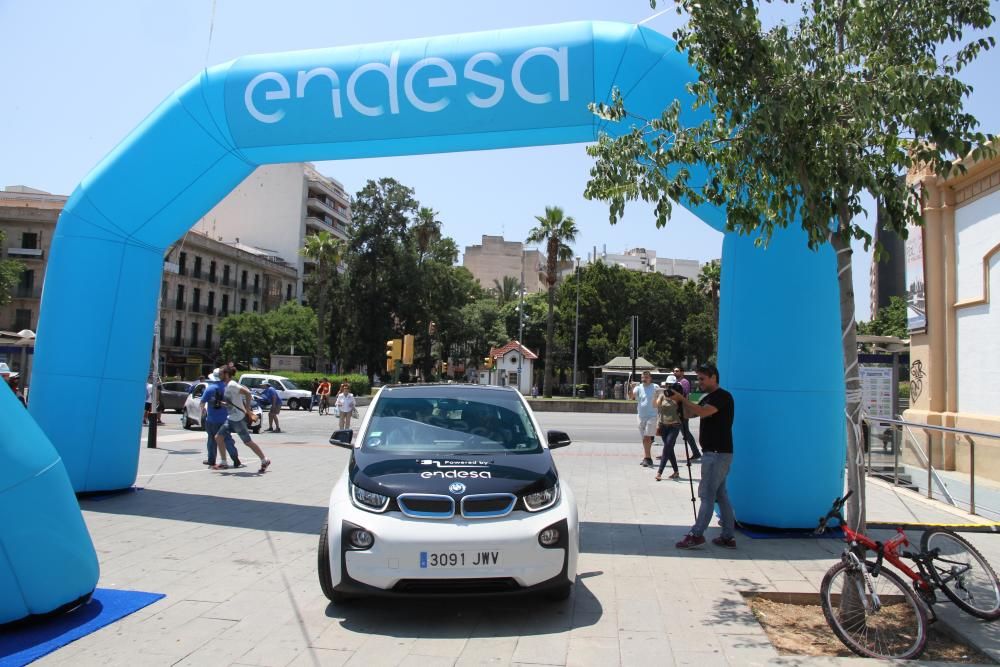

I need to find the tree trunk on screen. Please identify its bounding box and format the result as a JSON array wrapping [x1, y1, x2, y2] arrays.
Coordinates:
[[831, 232, 866, 534], [543, 284, 555, 398]]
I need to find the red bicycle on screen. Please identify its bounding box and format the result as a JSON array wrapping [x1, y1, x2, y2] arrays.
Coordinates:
[[815, 491, 1000, 660]]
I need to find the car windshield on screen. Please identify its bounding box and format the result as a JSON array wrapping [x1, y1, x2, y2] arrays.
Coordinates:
[[362, 389, 541, 455], [281, 379, 299, 390]]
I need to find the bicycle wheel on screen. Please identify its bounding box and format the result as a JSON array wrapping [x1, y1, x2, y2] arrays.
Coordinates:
[[921, 528, 1000, 620], [820, 559, 928, 659]]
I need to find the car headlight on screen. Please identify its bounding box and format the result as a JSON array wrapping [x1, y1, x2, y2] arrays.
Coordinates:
[[523, 483, 559, 512], [350, 483, 390, 513]]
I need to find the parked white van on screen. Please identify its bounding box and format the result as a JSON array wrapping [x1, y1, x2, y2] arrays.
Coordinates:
[[239, 374, 313, 410]]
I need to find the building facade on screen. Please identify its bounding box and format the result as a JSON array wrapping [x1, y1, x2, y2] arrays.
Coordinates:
[[190, 163, 351, 299], [905, 148, 1000, 481], [869, 200, 907, 317], [463, 235, 547, 293], [578, 246, 702, 280], [160, 231, 298, 378]]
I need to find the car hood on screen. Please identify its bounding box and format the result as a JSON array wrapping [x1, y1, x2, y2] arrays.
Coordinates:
[[349, 450, 557, 498]]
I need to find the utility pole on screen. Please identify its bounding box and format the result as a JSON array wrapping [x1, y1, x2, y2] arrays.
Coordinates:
[[518, 249, 525, 393], [573, 257, 580, 398]]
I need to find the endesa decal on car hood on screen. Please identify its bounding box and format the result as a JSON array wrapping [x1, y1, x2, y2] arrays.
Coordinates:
[[349, 451, 557, 498]]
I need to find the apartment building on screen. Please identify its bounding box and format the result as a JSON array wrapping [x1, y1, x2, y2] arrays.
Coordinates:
[[463, 235, 547, 293], [191, 163, 351, 298], [0, 186, 65, 333], [159, 231, 297, 378], [575, 246, 702, 280]]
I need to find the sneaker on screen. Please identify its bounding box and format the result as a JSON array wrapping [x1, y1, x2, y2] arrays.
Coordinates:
[[259, 458, 271, 473], [712, 536, 737, 549], [266, 427, 274, 432], [675, 534, 706, 549], [232, 462, 246, 469], [689, 454, 702, 462], [639, 458, 654, 468], [669, 472, 681, 480], [274, 428, 281, 433]]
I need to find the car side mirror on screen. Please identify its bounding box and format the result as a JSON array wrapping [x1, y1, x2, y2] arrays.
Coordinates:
[[547, 430, 572, 449], [330, 429, 354, 449]]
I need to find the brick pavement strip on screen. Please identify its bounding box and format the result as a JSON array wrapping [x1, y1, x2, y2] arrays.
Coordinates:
[[30, 410, 1000, 666]]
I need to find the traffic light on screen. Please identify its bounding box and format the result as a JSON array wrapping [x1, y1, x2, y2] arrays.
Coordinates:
[[402, 334, 415, 365], [441, 361, 449, 376], [386, 338, 401, 373], [483, 356, 493, 369]]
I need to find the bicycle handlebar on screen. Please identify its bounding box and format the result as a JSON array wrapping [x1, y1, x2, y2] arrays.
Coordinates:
[[814, 490, 854, 535]]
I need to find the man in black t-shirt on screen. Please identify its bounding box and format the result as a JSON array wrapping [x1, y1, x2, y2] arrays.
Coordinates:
[[670, 363, 736, 549]]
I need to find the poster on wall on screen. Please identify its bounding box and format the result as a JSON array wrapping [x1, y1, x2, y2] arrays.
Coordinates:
[[905, 223, 926, 332]]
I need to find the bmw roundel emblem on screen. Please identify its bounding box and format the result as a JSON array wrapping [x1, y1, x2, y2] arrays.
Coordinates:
[[448, 482, 466, 495]]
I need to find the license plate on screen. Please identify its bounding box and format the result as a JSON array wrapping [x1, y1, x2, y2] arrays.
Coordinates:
[[419, 550, 502, 568]]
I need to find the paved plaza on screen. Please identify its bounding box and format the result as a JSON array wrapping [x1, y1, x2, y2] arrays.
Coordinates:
[[32, 410, 1000, 666]]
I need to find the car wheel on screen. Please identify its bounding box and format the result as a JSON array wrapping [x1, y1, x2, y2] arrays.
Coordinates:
[[318, 520, 352, 604], [544, 582, 572, 602], [252, 424, 261, 434], [288, 398, 300, 411], [182, 414, 192, 430]]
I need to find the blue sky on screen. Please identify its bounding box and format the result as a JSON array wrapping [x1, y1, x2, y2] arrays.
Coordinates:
[[2, 1, 997, 320]]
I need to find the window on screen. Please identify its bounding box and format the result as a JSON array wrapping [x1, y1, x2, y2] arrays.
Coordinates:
[[193, 256, 202, 278], [161, 281, 167, 301], [21, 232, 38, 249], [14, 309, 32, 330], [193, 287, 201, 310], [286, 284, 292, 300], [190, 322, 199, 348], [253, 273, 260, 289], [18, 270, 34, 288], [205, 324, 213, 348], [240, 298, 247, 313], [222, 293, 229, 315], [173, 320, 182, 346], [223, 264, 231, 284], [208, 291, 215, 311], [175, 284, 185, 308], [179, 251, 187, 275], [252, 301, 258, 312], [209, 260, 217, 281], [160, 318, 165, 338], [241, 270, 248, 289]]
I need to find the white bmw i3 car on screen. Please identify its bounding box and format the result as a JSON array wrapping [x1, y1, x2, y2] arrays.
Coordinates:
[[319, 384, 578, 602]]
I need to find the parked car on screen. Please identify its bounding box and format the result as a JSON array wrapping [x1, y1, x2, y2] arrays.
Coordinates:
[[238, 373, 312, 410], [318, 383, 578, 603], [159, 381, 194, 413], [182, 382, 262, 433]]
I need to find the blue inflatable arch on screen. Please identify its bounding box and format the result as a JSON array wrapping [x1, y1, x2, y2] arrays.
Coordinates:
[[3, 20, 844, 623]]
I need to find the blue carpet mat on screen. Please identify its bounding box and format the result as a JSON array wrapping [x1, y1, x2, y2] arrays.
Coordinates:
[[0, 589, 164, 666]]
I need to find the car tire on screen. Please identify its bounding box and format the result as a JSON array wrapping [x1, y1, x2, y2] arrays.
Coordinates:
[[318, 520, 352, 604], [182, 414, 192, 430], [252, 424, 261, 434], [544, 582, 572, 602], [288, 398, 300, 411]]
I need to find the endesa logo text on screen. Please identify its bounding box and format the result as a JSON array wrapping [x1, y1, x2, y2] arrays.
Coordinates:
[[420, 470, 493, 480], [244, 46, 570, 124]]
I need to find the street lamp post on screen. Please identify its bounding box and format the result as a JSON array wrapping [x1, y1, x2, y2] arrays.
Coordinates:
[[573, 258, 580, 398], [518, 249, 525, 393]]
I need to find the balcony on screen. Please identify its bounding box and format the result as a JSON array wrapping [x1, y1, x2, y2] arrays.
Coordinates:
[[204, 305, 216, 315], [14, 286, 42, 299], [175, 300, 186, 311], [193, 269, 203, 280], [6, 247, 43, 259], [208, 273, 217, 283], [307, 196, 337, 218], [178, 266, 187, 276], [219, 309, 230, 318], [252, 285, 261, 295], [222, 277, 231, 287], [190, 303, 201, 314]]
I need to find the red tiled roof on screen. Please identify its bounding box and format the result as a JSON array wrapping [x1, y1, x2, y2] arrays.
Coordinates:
[[489, 340, 538, 361]]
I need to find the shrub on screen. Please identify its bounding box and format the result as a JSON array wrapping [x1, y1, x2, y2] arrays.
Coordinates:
[[235, 370, 371, 396]]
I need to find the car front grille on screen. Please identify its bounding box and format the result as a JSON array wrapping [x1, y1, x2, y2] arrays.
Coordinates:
[[396, 494, 455, 519], [460, 493, 517, 518], [392, 577, 519, 595]]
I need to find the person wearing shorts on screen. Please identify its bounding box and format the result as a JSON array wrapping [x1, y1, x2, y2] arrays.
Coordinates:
[[259, 380, 282, 433], [631, 370, 659, 468], [214, 366, 271, 473]]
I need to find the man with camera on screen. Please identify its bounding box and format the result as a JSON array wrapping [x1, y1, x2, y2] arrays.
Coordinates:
[[215, 366, 272, 473], [671, 363, 736, 549], [201, 370, 242, 470]]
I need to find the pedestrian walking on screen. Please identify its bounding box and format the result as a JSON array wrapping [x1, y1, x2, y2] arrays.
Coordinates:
[[317, 378, 332, 415], [214, 366, 271, 473], [673, 363, 736, 549], [201, 370, 242, 469], [143, 381, 152, 425], [655, 381, 683, 480], [630, 370, 659, 468], [334, 382, 356, 430], [259, 380, 282, 433], [673, 366, 702, 461]]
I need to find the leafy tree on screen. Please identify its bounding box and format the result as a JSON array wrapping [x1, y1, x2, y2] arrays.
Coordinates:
[[0, 230, 24, 307], [218, 312, 270, 368], [300, 231, 345, 373], [526, 206, 578, 398], [264, 301, 318, 358], [697, 259, 721, 333], [492, 275, 520, 306], [858, 296, 907, 339], [586, 0, 994, 532]]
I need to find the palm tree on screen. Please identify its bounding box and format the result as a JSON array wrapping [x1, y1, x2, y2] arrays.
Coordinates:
[[300, 231, 345, 373], [526, 206, 578, 398], [412, 207, 442, 264], [492, 276, 520, 306], [697, 259, 721, 330]]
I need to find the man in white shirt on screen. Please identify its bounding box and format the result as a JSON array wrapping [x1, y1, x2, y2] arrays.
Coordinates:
[[214, 367, 271, 473]]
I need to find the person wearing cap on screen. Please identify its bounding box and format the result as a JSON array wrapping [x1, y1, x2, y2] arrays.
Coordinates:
[[201, 370, 242, 469], [673, 366, 702, 462], [259, 380, 282, 433]]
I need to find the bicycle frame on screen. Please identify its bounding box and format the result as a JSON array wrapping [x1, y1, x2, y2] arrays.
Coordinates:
[[840, 524, 935, 595]]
